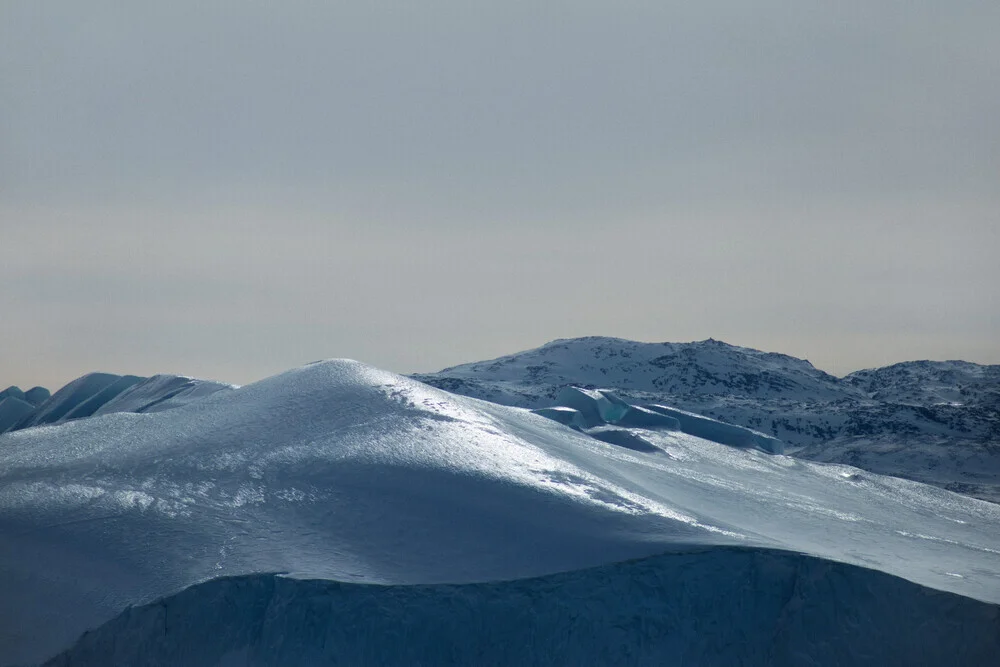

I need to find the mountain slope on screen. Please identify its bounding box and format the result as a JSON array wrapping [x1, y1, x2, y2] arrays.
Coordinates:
[[2, 359, 1000, 664], [415, 337, 1000, 501], [47, 549, 1000, 667], [845, 360, 1000, 408]]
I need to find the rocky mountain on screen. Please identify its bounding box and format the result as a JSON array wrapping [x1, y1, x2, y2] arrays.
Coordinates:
[[845, 360, 1000, 409], [414, 337, 1000, 502]]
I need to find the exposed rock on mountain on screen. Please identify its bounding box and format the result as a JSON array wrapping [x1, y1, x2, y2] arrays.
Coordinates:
[[415, 337, 1000, 501]]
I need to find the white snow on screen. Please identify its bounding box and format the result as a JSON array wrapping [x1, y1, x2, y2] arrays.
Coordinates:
[[1, 359, 999, 664]]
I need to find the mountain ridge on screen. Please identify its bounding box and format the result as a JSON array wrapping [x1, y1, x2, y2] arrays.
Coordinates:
[[413, 336, 1000, 502]]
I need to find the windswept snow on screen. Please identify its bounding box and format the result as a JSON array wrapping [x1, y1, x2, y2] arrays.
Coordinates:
[[2, 359, 1000, 664]]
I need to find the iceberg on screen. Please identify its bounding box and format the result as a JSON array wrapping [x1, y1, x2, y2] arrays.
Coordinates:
[[13, 372, 143, 430], [645, 404, 785, 454], [0, 397, 35, 434]]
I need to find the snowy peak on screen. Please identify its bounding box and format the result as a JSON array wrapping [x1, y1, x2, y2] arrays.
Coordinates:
[[429, 337, 853, 402]]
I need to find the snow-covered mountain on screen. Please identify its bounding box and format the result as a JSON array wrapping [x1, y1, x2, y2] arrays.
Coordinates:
[[3, 359, 1000, 665], [845, 359, 1000, 409], [424, 337, 853, 402], [414, 337, 1000, 501]]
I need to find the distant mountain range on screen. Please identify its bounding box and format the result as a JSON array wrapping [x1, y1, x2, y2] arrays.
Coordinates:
[[413, 337, 1000, 502]]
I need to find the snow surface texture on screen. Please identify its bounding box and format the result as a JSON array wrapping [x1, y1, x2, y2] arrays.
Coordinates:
[[415, 337, 1000, 501], [2, 360, 1000, 664], [46, 549, 1000, 667]]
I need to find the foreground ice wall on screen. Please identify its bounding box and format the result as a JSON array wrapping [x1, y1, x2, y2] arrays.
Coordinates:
[[46, 548, 1000, 667]]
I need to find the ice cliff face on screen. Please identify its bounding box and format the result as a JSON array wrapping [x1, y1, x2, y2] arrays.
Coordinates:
[[532, 386, 784, 454], [0, 374, 234, 434], [45, 548, 1000, 667], [414, 337, 1000, 501], [3, 359, 1000, 665]]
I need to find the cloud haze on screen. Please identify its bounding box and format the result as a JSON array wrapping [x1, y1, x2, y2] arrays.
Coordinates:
[[2, 1, 998, 388]]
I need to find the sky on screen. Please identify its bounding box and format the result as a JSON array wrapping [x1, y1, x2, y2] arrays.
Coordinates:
[[2, 1, 998, 389]]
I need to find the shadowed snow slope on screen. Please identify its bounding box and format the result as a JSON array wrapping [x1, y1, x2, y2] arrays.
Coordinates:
[[46, 550, 1000, 667], [2, 360, 1000, 664]]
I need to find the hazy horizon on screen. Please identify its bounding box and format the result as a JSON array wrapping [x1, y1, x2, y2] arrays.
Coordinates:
[[3, 2, 997, 390], [2, 332, 997, 393]]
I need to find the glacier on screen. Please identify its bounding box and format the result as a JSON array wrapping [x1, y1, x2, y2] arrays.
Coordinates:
[[2, 359, 1000, 665]]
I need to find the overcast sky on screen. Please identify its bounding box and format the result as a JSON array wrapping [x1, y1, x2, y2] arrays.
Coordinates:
[[2, 1, 998, 389]]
